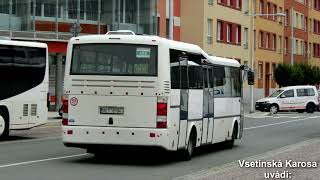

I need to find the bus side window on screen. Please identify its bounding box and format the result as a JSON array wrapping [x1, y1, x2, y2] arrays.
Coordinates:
[[170, 49, 181, 89], [231, 67, 241, 97], [188, 66, 203, 89], [213, 66, 226, 96]]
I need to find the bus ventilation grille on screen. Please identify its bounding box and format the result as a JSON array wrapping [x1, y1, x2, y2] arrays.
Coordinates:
[[31, 104, 37, 116], [163, 80, 170, 93], [23, 104, 28, 116]]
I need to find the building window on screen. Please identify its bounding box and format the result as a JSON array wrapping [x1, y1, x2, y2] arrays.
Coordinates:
[[236, 25, 241, 44], [285, 9, 289, 26], [279, 36, 282, 52], [295, 40, 299, 54], [266, 33, 269, 48], [218, 0, 242, 10], [217, 21, 223, 41], [0, 0, 9, 14], [244, 27, 248, 46], [259, 31, 263, 47], [258, 63, 263, 79], [272, 64, 276, 79], [314, 0, 320, 11], [207, 19, 213, 44], [227, 24, 232, 43], [285, 37, 288, 54], [272, 34, 276, 50], [266, 3, 270, 18], [273, 5, 277, 20], [259, 0, 264, 14]]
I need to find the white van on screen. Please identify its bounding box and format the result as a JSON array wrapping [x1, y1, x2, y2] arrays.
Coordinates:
[[256, 86, 320, 114]]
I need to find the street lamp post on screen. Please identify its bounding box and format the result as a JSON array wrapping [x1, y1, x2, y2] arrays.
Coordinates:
[[247, 12, 286, 113]]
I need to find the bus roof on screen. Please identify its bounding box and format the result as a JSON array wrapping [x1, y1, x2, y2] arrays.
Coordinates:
[[208, 56, 240, 67], [0, 40, 47, 48]]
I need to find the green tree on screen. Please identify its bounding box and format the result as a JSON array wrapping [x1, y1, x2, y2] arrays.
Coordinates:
[[274, 63, 320, 87], [274, 64, 292, 87]]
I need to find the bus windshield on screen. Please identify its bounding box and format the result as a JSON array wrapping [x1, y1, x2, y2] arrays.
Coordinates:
[[269, 90, 284, 97], [70, 43, 157, 76]]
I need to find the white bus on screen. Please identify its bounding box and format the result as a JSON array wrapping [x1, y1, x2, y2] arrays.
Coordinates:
[[62, 32, 243, 160], [0, 40, 49, 139]]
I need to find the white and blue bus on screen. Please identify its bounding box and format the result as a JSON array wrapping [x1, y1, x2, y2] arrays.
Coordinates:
[[0, 40, 49, 139], [62, 31, 243, 160]]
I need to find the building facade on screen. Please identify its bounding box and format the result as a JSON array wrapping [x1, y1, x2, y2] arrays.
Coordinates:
[[308, 0, 320, 67], [254, 0, 284, 98], [179, 0, 252, 102]]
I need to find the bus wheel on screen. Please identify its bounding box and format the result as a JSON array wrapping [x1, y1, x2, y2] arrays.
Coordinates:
[[181, 130, 196, 161], [0, 113, 9, 140], [224, 124, 237, 149]]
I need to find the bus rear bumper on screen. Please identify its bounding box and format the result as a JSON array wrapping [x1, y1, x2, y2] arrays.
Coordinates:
[[62, 126, 176, 151]]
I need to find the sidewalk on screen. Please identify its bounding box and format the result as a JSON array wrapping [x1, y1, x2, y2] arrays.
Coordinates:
[[174, 138, 320, 180], [243, 103, 270, 118]]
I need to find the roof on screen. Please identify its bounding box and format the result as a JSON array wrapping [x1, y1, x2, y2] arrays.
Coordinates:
[[208, 56, 241, 67], [0, 40, 47, 48], [280, 85, 316, 90]]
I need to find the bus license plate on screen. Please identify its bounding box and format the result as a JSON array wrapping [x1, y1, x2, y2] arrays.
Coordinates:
[[99, 106, 124, 115]]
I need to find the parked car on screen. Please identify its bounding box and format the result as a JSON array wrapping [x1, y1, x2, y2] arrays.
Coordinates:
[[255, 85, 320, 114]]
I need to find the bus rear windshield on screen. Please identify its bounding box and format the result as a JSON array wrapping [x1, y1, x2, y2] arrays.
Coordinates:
[[70, 44, 157, 76]]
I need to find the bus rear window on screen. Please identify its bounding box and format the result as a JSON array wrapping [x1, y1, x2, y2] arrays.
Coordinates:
[[70, 44, 157, 76]]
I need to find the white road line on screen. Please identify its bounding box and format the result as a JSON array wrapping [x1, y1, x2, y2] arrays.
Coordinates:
[[244, 117, 315, 130], [0, 153, 88, 168], [0, 137, 61, 145]]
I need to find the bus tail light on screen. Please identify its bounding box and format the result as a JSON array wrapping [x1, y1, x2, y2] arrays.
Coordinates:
[[62, 97, 69, 126], [157, 96, 168, 128]]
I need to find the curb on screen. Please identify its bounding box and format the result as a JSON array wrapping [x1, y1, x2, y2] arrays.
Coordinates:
[[173, 138, 320, 180]]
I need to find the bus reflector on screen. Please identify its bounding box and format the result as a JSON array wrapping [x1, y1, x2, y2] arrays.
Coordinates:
[[62, 119, 68, 126], [62, 98, 69, 126], [156, 122, 167, 129], [63, 99, 68, 113], [150, 133, 155, 137], [67, 130, 73, 135]]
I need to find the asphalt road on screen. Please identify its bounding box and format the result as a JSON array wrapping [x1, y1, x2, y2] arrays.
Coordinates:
[[0, 112, 320, 180]]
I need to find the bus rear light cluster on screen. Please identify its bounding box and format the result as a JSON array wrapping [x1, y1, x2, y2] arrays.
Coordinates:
[[62, 97, 69, 126], [156, 96, 168, 128]]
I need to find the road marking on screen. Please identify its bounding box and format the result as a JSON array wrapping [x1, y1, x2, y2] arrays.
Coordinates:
[[0, 136, 61, 145], [244, 117, 315, 130], [0, 153, 88, 168]]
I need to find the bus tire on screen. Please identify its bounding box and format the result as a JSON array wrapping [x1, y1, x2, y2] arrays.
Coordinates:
[[181, 129, 196, 161], [224, 123, 238, 149], [0, 110, 9, 140]]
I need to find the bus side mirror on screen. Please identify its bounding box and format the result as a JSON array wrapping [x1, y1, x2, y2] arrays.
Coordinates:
[[247, 71, 255, 85]]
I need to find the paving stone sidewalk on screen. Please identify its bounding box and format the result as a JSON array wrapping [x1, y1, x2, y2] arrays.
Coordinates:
[[175, 138, 320, 180]]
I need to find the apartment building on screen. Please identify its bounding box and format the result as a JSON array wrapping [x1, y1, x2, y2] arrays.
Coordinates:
[[308, 0, 320, 67], [254, 0, 285, 97]]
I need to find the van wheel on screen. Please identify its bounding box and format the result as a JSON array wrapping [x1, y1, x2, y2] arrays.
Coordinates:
[[306, 103, 315, 113], [0, 112, 9, 140], [269, 104, 279, 114], [181, 130, 196, 161]]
